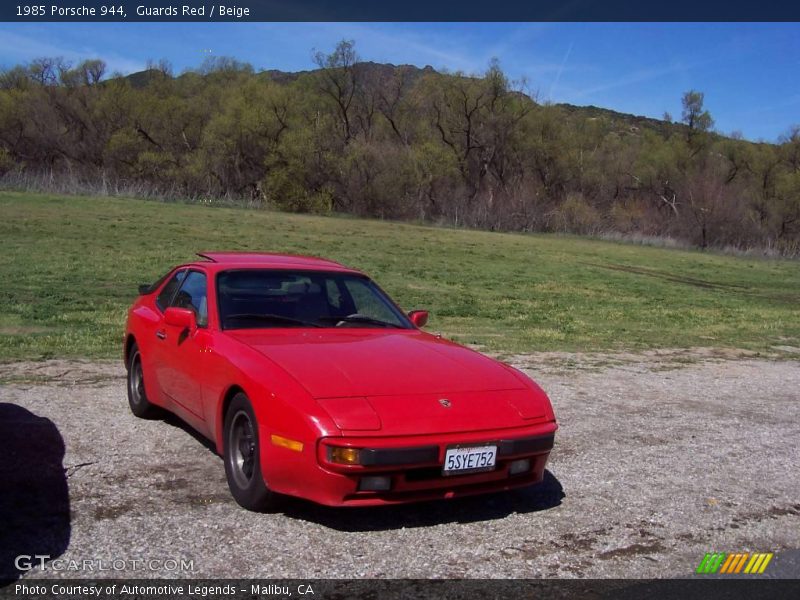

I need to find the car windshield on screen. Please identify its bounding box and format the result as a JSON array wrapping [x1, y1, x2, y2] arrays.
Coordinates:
[[217, 269, 412, 330]]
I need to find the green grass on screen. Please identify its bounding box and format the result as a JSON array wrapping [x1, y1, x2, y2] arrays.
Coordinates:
[[1, 191, 799, 361]]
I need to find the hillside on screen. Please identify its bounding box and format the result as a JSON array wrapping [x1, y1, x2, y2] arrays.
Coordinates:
[[1, 48, 798, 255], [122, 61, 691, 141], [1, 191, 798, 361]]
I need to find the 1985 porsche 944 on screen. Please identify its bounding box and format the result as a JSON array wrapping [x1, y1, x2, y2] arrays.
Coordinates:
[[124, 252, 557, 510]]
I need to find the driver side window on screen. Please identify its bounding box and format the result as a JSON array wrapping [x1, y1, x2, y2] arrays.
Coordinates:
[[171, 271, 208, 327], [156, 269, 187, 310]]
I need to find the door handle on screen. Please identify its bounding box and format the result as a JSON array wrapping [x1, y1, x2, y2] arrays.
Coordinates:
[[156, 330, 166, 340]]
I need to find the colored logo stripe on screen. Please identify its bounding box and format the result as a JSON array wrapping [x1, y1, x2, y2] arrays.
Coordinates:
[[720, 553, 738, 573], [697, 552, 773, 574], [733, 553, 750, 573], [697, 553, 726, 574], [744, 553, 773, 574], [719, 553, 748, 573]]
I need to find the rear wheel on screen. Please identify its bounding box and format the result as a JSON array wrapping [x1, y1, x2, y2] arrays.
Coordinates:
[[223, 393, 279, 511], [126, 344, 159, 419]]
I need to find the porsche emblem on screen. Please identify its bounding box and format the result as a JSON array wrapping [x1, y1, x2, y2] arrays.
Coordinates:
[[438, 398, 452, 408]]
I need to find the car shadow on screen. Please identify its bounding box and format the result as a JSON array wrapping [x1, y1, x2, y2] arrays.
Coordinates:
[[280, 470, 565, 532], [155, 411, 565, 530], [161, 412, 219, 454], [0, 403, 71, 585]]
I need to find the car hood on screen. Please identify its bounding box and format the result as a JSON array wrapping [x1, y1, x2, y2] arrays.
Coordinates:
[[228, 329, 526, 398]]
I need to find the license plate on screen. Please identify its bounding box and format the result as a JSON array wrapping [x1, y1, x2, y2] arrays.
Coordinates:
[[443, 445, 497, 475]]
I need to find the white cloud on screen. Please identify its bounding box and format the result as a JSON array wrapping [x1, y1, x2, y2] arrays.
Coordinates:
[[547, 41, 574, 100], [0, 28, 145, 74]]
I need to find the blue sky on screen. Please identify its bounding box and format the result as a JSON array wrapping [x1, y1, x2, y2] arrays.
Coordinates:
[[1, 22, 798, 141]]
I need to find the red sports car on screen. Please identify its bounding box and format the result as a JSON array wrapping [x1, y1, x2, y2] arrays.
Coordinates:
[[124, 252, 557, 510]]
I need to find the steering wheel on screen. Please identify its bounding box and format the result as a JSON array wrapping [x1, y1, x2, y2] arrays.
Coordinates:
[[334, 313, 362, 327]]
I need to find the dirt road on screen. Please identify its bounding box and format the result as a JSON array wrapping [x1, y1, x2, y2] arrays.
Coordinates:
[[1, 352, 798, 580]]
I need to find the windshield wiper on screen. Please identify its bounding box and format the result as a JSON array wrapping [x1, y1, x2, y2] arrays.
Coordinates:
[[224, 313, 322, 328], [319, 314, 404, 328]]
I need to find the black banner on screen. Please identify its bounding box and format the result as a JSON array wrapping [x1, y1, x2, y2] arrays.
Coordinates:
[[1, 0, 800, 22], [2, 580, 800, 600]]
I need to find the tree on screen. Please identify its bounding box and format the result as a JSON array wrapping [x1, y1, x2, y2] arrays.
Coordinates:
[[0, 51, 798, 253], [146, 58, 173, 78], [681, 90, 713, 144], [60, 59, 106, 87], [313, 40, 359, 144], [779, 125, 800, 172], [27, 57, 64, 86], [774, 126, 800, 243]]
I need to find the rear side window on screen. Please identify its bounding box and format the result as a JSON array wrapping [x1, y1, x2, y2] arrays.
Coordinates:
[[156, 269, 187, 310], [171, 271, 208, 327]]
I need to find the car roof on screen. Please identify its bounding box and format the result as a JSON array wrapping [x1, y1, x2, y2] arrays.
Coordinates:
[[192, 252, 360, 273]]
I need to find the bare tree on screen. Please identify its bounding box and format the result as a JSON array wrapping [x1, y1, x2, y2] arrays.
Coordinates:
[[313, 40, 359, 144]]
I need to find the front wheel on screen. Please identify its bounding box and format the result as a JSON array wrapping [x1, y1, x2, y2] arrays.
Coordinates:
[[223, 393, 279, 511], [127, 344, 159, 419]]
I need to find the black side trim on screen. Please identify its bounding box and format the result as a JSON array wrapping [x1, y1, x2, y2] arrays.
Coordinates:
[[497, 434, 555, 457], [360, 445, 439, 467]]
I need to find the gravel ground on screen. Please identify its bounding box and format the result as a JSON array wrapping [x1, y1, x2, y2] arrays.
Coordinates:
[[1, 351, 799, 580]]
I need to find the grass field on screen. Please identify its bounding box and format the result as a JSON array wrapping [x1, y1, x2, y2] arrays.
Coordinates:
[[1, 191, 799, 361]]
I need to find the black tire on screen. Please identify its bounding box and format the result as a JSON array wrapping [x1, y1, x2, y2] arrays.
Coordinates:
[[223, 393, 279, 511], [126, 344, 160, 419]]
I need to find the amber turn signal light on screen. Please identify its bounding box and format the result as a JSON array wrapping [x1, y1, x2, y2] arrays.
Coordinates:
[[271, 434, 304, 452], [328, 447, 361, 465]]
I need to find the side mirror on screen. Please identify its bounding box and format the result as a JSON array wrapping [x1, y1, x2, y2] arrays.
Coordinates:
[[138, 283, 152, 295], [164, 307, 197, 330], [408, 310, 429, 328]]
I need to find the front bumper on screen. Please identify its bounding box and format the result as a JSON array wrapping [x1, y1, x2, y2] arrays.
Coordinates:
[[268, 422, 557, 506]]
